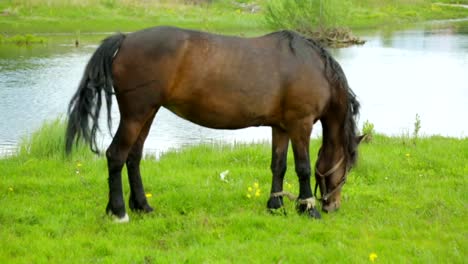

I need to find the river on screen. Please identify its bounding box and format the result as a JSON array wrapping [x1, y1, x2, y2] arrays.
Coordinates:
[[0, 21, 467, 156]]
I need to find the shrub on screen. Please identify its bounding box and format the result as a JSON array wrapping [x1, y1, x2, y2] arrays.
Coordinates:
[[264, 0, 351, 32], [361, 120, 375, 143]]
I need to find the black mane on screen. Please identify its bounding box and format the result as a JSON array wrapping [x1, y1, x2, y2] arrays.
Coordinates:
[[279, 30, 361, 167]]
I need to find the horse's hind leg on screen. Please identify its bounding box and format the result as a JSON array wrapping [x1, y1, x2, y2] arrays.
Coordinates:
[[288, 120, 321, 219], [126, 108, 158, 213], [267, 127, 289, 211]]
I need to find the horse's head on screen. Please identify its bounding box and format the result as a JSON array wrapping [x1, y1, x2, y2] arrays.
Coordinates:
[[315, 135, 366, 212]]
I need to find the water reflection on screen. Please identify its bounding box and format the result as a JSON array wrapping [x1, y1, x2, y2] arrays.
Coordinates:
[[335, 26, 468, 137], [0, 25, 467, 156]]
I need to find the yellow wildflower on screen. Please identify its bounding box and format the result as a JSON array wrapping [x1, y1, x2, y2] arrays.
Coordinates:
[[248, 186, 253, 192], [76, 162, 82, 167], [246, 194, 252, 199], [253, 182, 259, 189], [145, 193, 153, 198], [405, 153, 410, 157], [369, 253, 378, 262], [8, 187, 14, 192], [255, 190, 261, 197]]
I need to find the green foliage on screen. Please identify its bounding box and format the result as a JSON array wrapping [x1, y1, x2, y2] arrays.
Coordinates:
[[264, 0, 351, 31], [18, 118, 91, 160], [433, 0, 468, 4], [361, 120, 375, 143], [0, 34, 47, 45], [100, 0, 118, 8], [0, 0, 467, 34], [0, 0, 267, 34], [264, 0, 468, 31], [1, 127, 467, 262]]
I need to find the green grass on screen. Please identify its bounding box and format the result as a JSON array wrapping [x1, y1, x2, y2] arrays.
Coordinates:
[[0, 120, 466, 262], [17, 118, 91, 160], [265, 0, 468, 32], [434, 0, 468, 4], [1, 0, 468, 34], [0, 34, 47, 45], [0, 0, 267, 34]]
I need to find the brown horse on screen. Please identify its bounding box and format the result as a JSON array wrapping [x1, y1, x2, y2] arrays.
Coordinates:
[[66, 26, 363, 222]]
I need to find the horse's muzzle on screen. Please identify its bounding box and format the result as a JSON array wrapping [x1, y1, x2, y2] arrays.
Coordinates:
[[322, 199, 341, 213]]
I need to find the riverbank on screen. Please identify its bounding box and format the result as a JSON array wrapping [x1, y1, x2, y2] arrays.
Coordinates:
[[0, 1, 266, 34], [1, 1, 468, 35], [0, 119, 466, 262]]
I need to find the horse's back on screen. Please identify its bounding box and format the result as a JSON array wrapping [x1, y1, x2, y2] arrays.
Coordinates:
[[112, 26, 330, 129]]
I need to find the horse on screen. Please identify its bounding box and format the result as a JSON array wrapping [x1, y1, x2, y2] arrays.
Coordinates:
[[65, 26, 364, 222]]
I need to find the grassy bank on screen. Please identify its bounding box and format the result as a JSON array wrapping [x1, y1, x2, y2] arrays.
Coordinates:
[[348, 1, 468, 29], [0, 33, 47, 45], [0, 120, 466, 262], [1, 0, 468, 35], [265, 0, 468, 33], [0, 0, 266, 34]]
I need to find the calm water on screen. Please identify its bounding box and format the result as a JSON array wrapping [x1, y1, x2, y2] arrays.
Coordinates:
[[1, 22, 467, 156]]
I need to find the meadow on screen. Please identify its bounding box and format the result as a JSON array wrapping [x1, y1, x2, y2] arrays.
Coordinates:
[[1, 0, 468, 34], [0, 120, 466, 262], [1, 0, 467, 262], [0, 0, 266, 34], [265, 0, 468, 33]]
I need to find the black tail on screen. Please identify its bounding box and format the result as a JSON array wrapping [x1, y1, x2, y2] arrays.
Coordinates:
[[66, 33, 126, 154]]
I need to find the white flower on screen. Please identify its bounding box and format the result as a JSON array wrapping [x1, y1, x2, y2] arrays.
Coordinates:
[[220, 170, 229, 182]]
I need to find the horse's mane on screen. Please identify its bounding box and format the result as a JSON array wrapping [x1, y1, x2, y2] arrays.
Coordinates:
[[277, 30, 361, 167]]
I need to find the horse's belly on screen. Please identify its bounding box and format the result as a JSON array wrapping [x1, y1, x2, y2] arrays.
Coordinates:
[[164, 101, 274, 129]]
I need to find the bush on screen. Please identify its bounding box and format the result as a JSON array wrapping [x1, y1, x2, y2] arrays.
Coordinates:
[[361, 120, 375, 143], [264, 0, 351, 32]]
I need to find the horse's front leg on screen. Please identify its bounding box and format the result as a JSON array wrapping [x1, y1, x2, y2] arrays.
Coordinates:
[[289, 121, 321, 219], [267, 127, 289, 212]]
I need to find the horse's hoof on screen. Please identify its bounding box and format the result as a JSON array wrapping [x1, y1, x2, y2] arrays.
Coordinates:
[[106, 202, 127, 219], [267, 196, 287, 215], [113, 213, 130, 223], [308, 207, 322, 219], [106, 205, 130, 223], [268, 207, 287, 216], [140, 204, 154, 213], [129, 198, 154, 213], [296, 203, 321, 219], [130, 204, 154, 213], [267, 196, 284, 210], [295, 203, 308, 213]]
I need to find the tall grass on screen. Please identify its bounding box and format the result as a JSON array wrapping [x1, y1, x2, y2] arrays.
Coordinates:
[[18, 118, 91, 160], [0, 34, 47, 45], [265, 0, 350, 32]]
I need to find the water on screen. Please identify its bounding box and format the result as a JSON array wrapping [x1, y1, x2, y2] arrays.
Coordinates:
[[1, 23, 467, 156]]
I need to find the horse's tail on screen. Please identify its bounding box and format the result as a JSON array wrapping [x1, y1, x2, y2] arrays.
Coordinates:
[[305, 38, 360, 166], [65, 33, 126, 155]]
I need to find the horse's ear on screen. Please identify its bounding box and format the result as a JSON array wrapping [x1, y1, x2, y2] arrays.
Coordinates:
[[356, 134, 367, 145]]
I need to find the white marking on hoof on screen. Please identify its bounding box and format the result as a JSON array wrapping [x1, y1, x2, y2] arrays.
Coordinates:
[[113, 213, 129, 223]]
